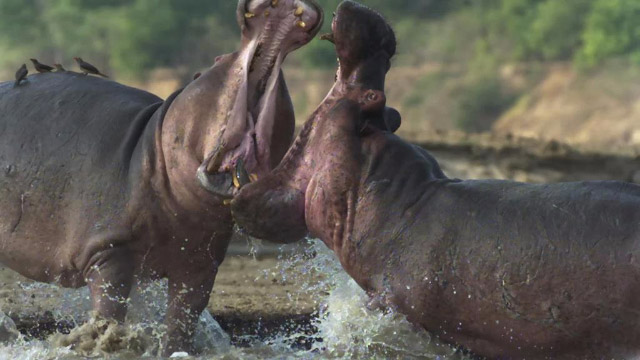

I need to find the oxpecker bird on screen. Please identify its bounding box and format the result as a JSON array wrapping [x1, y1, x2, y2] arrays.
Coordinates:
[[73, 57, 109, 78], [14, 64, 28, 87], [30, 58, 54, 73]]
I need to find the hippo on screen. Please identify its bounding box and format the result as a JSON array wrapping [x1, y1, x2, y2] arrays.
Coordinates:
[[0, 0, 322, 354], [231, 2, 640, 359]]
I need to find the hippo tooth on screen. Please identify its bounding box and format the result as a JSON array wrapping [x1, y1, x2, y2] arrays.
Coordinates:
[[295, 6, 304, 16], [271, 0, 278, 7], [231, 166, 240, 188], [296, 20, 306, 29], [223, 199, 232, 206], [249, 173, 259, 182], [234, 159, 251, 188], [264, 10, 270, 17], [205, 145, 225, 173], [245, 12, 256, 18]]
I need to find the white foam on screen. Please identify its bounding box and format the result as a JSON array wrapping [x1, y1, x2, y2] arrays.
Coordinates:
[[0, 238, 469, 359]]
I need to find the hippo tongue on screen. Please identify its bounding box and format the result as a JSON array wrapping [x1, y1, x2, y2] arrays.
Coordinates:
[[197, 37, 289, 199]]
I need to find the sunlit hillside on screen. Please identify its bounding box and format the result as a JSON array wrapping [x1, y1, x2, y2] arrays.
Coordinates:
[[3, 0, 640, 148]]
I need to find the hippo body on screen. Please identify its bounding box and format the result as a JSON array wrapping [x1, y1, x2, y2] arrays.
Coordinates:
[[342, 131, 640, 358], [0, 71, 239, 354], [231, 1, 640, 358], [0, 73, 164, 285], [0, 0, 323, 354]]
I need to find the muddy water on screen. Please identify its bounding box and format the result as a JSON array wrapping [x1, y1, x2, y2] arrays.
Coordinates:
[[0, 238, 469, 360]]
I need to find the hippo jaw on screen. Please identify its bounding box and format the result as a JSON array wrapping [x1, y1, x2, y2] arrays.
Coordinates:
[[231, 0, 396, 243], [323, 1, 401, 133], [231, 98, 370, 244], [197, 0, 323, 199]]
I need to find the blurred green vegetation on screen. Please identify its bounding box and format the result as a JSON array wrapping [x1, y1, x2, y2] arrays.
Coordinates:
[[1, 0, 640, 131], [2, 0, 638, 76]]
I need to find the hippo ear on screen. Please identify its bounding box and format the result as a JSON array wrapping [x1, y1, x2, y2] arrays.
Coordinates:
[[384, 107, 401, 133]]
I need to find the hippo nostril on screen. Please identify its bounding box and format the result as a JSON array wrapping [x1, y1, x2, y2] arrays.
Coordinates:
[[360, 90, 386, 113]]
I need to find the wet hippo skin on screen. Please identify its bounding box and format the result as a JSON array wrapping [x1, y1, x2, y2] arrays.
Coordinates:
[[0, 0, 323, 355], [231, 1, 640, 358]]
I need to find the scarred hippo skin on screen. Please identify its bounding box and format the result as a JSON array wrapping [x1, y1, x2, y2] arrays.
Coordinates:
[[0, 0, 322, 354], [232, 2, 640, 359]]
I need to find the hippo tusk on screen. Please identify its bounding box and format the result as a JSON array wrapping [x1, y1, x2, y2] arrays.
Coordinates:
[[296, 20, 306, 29], [320, 33, 335, 43], [295, 6, 304, 16], [232, 166, 240, 188], [205, 143, 226, 174], [245, 12, 256, 18], [271, 0, 278, 7], [233, 159, 251, 189], [250, 173, 259, 182]]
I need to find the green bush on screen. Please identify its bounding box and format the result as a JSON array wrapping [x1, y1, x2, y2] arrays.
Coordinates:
[[489, 0, 592, 61], [527, 0, 591, 60], [4, 0, 640, 79], [576, 0, 640, 68], [489, 0, 545, 59]]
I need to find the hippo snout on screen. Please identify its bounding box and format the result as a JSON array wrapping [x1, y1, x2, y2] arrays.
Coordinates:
[[232, 176, 308, 244]]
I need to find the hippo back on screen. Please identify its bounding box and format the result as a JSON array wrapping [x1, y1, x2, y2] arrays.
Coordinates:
[[0, 73, 162, 171]]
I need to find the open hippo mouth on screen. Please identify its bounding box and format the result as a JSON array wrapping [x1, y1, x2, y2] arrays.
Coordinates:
[[197, 0, 323, 199], [321, 1, 401, 134], [230, 0, 398, 242]]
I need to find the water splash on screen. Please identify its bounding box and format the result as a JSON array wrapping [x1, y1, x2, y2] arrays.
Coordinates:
[[0, 278, 230, 359], [0, 238, 471, 359], [267, 238, 468, 360]]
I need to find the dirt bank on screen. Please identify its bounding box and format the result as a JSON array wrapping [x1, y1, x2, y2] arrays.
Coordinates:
[[494, 63, 640, 147]]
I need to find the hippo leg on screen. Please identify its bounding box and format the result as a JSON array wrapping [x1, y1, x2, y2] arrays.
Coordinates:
[[164, 267, 217, 355], [83, 246, 135, 322]]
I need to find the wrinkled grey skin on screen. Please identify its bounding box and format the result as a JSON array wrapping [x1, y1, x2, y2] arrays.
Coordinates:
[[0, 0, 322, 355], [232, 2, 640, 359]]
